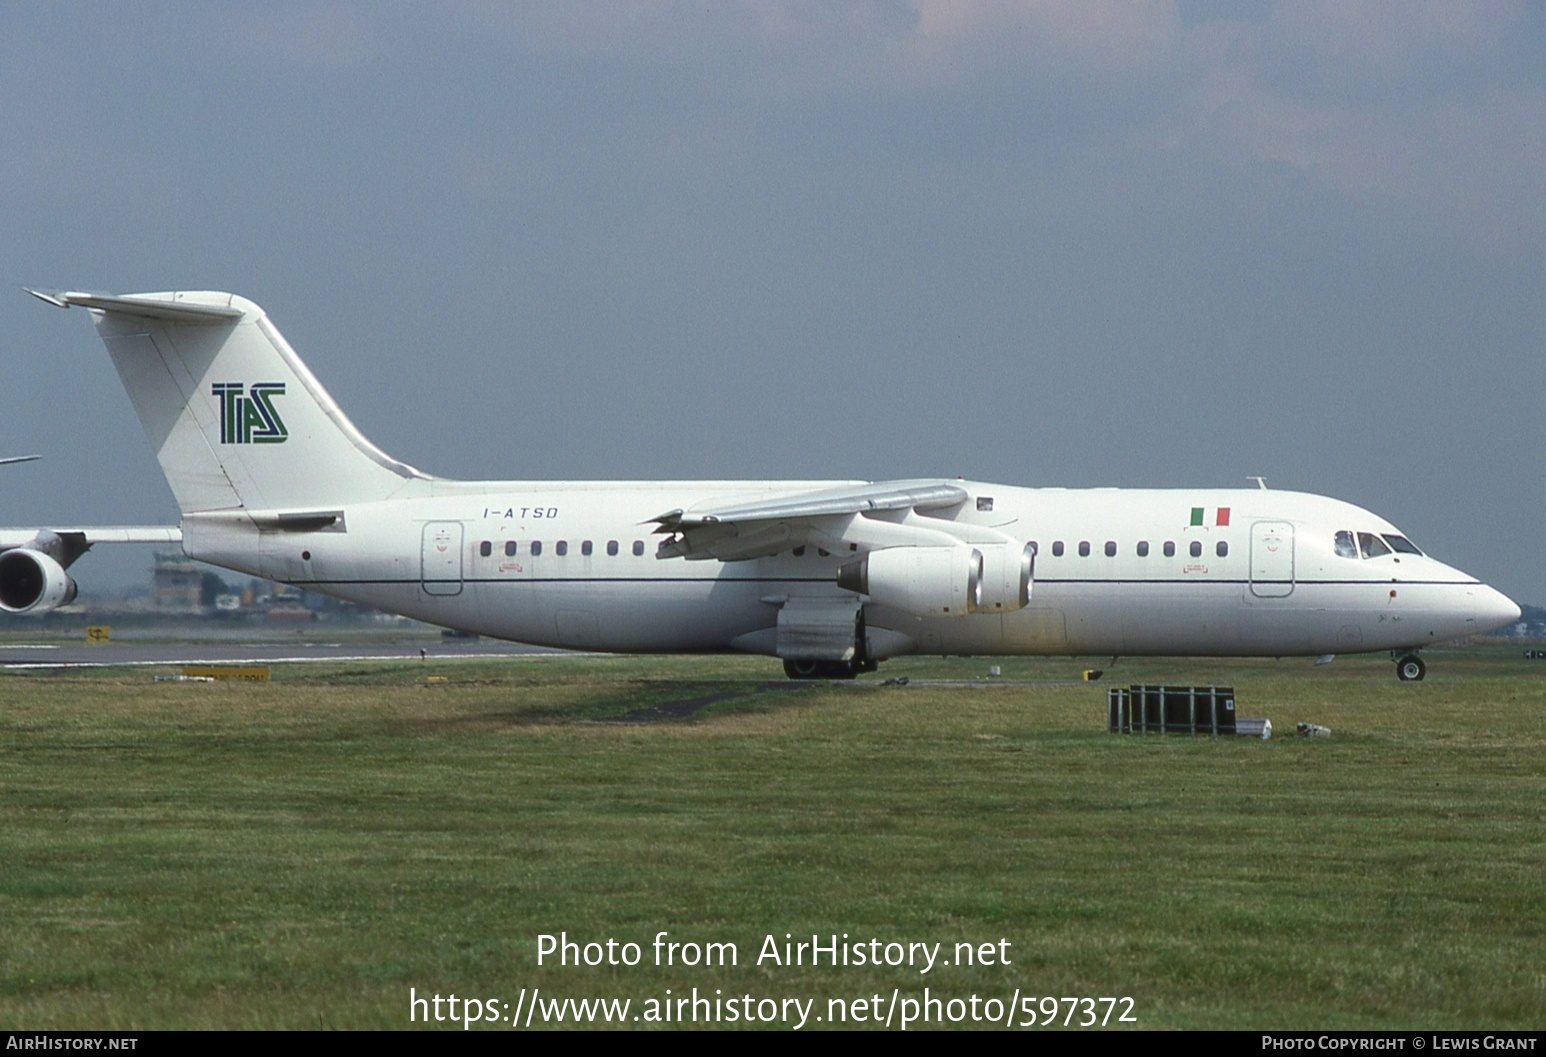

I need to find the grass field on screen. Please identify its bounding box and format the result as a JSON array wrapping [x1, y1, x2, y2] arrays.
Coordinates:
[[1, 645, 1542, 1030]]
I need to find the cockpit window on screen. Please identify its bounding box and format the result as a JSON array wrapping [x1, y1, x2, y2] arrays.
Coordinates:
[[1358, 532, 1392, 559], [1382, 534, 1423, 556], [1334, 531, 1357, 558]]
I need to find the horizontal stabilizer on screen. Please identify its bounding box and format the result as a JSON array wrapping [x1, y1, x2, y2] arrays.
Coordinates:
[[26, 289, 245, 323]]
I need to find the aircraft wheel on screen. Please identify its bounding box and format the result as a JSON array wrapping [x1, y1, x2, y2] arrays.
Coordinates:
[[1395, 655, 1426, 682], [783, 659, 824, 680], [782, 659, 861, 680]]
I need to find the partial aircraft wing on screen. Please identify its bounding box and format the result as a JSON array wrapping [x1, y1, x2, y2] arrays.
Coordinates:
[[650, 478, 1035, 620], [0, 526, 183, 614], [0, 527, 183, 551], [650, 479, 972, 561], [1, 314, 187, 614]]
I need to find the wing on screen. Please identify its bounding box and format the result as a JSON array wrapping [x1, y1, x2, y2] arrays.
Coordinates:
[[0, 527, 183, 553], [649, 478, 1035, 620], [0, 424, 181, 612], [0, 527, 182, 614], [650, 479, 970, 561]]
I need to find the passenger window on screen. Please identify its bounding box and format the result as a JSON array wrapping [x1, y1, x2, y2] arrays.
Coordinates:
[[581, 540, 593, 556], [505, 540, 517, 557], [1216, 541, 1228, 558], [1104, 541, 1116, 557], [530, 541, 542, 556], [556, 541, 568, 556], [1078, 541, 1091, 557], [1358, 532, 1391, 559], [632, 540, 645, 557], [479, 540, 492, 557], [1163, 541, 1175, 558], [1382, 534, 1423, 555], [1189, 541, 1202, 558], [607, 540, 619, 556], [1052, 541, 1065, 557], [1334, 531, 1357, 558], [1137, 541, 1149, 557]]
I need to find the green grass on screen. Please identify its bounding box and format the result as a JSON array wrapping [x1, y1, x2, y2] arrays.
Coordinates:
[[1, 646, 1543, 1029]]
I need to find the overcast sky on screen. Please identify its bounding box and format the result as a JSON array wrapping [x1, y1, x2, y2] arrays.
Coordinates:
[[3, 1, 1542, 604]]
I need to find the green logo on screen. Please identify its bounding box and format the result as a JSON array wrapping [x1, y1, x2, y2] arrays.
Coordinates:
[[213, 382, 287, 444]]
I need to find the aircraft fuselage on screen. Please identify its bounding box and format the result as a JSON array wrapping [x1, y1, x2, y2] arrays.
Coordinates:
[[183, 481, 1516, 660]]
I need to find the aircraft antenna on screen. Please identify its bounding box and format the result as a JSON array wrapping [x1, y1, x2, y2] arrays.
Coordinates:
[[1247, 476, 1267, 490]]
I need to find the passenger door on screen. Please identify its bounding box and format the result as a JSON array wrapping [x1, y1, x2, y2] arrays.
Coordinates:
[[421, 521, 464, 596], [1249, 521, 1294, 598]]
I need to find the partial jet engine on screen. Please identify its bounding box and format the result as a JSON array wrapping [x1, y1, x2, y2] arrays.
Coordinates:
[[0, 547, 77, 613]]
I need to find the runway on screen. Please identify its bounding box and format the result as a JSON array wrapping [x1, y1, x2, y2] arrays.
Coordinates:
[[0, 636, 565, 669]]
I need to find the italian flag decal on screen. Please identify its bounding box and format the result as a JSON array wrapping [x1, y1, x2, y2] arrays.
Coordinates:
[[1190, 506, 1231, 527]]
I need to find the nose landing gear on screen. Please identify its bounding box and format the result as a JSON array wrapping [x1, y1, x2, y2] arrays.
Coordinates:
[[1394, 653, 1426, 682]]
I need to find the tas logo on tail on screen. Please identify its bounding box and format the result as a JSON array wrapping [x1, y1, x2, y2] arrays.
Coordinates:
[[213, 382, 288, 444]]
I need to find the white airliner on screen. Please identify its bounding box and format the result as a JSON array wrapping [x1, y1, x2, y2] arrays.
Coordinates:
[[0, 454, 179, 614], [28, 289, 1521, 681]]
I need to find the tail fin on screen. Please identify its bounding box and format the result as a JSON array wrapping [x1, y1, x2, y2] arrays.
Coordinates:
[[32, 290, 429, 514]]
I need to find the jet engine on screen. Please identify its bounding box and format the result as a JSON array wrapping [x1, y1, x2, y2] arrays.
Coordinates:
[[0, 548, 78, 613], [975, 541, 1035, 612], [836, 545, 982, 617]]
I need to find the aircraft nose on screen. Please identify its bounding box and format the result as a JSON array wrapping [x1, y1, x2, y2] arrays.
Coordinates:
[[1475, 585, 1522, 632]]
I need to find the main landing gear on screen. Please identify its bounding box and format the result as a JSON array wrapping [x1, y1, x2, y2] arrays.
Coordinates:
[[1393, 652, 1427, 682], [780, 604, 879, 680], [782, 657, 878, 680]]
